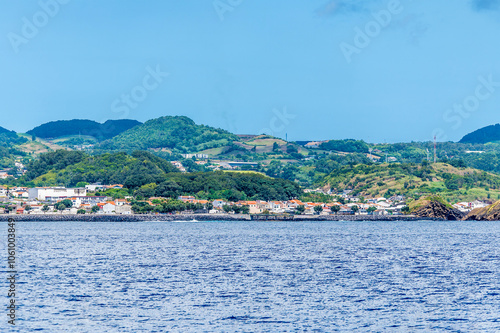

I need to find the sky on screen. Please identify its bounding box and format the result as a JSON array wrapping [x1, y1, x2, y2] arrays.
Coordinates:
[[1, 0, 500, 143]]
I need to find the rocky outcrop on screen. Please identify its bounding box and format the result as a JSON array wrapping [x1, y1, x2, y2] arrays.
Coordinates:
[[464, 201, 500, 221], [411, 200, 464, 220]]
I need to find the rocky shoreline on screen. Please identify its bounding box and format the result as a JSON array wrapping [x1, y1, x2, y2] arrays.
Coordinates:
[[0, 214, 446, 222]]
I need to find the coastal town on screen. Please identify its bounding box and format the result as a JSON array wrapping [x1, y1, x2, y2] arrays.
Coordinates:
[[0, 184, 489, 216]]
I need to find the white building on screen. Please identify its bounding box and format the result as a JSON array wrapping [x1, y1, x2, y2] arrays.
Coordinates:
[[103, 202, 116, 214], [28, 187, 87, 201], [85, 184, 106, 192]]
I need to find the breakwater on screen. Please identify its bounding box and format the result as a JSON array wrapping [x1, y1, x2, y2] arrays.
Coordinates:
[[0, 214, 442, 222]]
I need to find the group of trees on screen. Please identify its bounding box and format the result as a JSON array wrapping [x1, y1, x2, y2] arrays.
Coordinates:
[[98, 116, 239, 153], [132, 199, 213, 214], [24, 150, 179, 188], [27, 119, 141, 141], [222, 205, 250, 214]]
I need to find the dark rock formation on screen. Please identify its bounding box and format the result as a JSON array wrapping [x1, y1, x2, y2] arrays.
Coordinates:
[[412, 200, 464, 220], [464, 201, 500, 221]]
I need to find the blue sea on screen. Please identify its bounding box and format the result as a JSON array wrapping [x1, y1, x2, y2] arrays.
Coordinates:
[[1, 221, 500, 332]]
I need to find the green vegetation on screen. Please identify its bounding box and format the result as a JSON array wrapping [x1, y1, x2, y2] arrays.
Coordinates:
[[319, 139, 369, 153], [98, 116, 239, 153], [322, 162, 500, 203], [407, 195, 453, 212], [459, 123, 500, 144], [24, 150, 178, 188], [13, 149, 302, 201], [27, 119, 141, 141]]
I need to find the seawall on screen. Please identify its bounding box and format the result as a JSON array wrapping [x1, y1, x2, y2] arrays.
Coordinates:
[[0, 214, 443, 222]]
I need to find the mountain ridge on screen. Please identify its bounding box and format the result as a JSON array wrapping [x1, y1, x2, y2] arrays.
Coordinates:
[[27, 119, 142, 141], [459, 123, 500, 144]]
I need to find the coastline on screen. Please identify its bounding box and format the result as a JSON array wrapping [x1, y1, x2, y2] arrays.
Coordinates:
[[0, 214, 446, 222]]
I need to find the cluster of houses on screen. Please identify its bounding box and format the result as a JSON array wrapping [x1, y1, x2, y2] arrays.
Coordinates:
[[0, 184, 494, 216], [177, 195, 407, 216], [169, 160, 258, 172], [452, 200, 489, 213], [0, 185, 133, 215], [0, 162, 27, 179]]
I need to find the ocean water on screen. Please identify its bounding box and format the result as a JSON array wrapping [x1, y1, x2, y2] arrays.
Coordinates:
[[1, 221, 500, 332]]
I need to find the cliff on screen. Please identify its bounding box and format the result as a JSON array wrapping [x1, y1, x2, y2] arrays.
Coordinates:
[[464, 200, 500, 221], [409, 196, 465, 220]]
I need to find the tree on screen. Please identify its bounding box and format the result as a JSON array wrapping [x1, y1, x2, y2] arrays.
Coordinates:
[[331, 205, 340, 215], [401, 206, 410, 214], [42, 204, 50, 212], [240, 205, 250, 214], [351, 205, 359, 214], [222, 205, 232, 213], [134, 183, 158, 199], [295, 205, 305, 215], [76, 182, 89, 188], [55, 203, 66, 212], [77, 209, 86, 214], [91, 205, 100, 213], [205, 202, 213, 211], [367, 206, 377, 214], [314, 205, 323, 214], [232, 205, 242, 214], [272, 142, 280, 152], [24, 205, 32, 212], [60, 199, 73, 208]]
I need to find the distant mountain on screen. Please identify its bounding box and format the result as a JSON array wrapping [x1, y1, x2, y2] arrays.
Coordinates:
[[0, 126, 13, 135], [459, 124, 500, 144], [98, 116, 239, 153], [27, 119, 142, 141], [0, 125, 27, 147]]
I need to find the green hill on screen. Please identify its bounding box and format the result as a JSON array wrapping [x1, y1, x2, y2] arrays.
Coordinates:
[[24, 150, 179, 188], [20, 150, 302, 201], [98, 116, 239, 153], [459, 124, 500, 144], [323, 162, 500, 203], [0, 126, 27, 147], [27, 119, 142, 141]]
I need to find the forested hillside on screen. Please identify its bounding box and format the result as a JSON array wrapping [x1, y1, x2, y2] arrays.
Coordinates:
[[459, 124, 500, 144], [0, 126, 28, 169], [98, 116, 239, 153], [322, 162, 500, 203], [17, 150, 302, 201], [27, 119, 142, 141]]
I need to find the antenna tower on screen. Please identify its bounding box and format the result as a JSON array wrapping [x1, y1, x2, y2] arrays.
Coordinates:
[[433, 136, 437, 164]]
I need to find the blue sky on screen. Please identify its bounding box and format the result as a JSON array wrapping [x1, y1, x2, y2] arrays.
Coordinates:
[[1, 0, 499, 143]]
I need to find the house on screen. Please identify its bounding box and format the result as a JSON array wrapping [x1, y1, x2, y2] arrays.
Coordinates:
[[178, 196, 196, 203], [212, 200, 227, 209], [103, 202, 116, 214], [85, 184, 105, 192], [115, 199, 128, 206], [105, 184, 124, 190], [241, 201, 261, 214], [28, 187, 87, 201], [116, 205, 132, 215], [0, 172, 10, 179], [16, 207, 25, 215]]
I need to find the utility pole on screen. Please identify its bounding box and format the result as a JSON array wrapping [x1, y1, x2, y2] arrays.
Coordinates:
[[433, 136, 437, 164]]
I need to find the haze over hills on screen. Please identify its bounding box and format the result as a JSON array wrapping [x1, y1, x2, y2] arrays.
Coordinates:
[[459, 124, 500, 144], [27, 119, 142, 141]]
